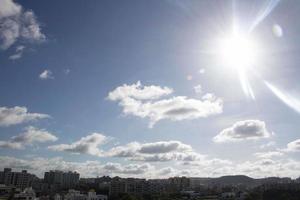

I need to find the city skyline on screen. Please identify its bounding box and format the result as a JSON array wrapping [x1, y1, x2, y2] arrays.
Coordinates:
[[0, 0, 300, 179]]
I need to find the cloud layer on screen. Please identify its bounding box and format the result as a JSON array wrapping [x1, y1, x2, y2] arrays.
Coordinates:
[[108, 81, 223, 127], [107, 140, 204, 162]]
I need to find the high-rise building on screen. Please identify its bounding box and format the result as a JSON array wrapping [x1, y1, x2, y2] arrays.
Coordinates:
[[0, 168, 34, 190], [44, 170, 79, 189]]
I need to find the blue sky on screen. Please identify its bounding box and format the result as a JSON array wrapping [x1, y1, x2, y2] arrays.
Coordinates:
[[0, 0, 300, 178]]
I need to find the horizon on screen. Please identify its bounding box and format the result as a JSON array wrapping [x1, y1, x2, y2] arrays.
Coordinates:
[[1, 167, 297, 180], [1, 0, 300, 181]]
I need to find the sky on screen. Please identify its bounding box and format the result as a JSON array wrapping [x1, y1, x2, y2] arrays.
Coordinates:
[[0, 0, 300, 179]]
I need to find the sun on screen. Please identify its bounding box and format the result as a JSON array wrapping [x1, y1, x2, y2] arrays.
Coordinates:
[[218, 33, 258, 71]]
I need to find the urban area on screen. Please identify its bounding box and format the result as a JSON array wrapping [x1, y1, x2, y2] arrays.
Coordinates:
[[0, 168, 300, 200]]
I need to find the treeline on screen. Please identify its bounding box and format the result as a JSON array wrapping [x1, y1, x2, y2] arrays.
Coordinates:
[[246, 188, 300, 200]]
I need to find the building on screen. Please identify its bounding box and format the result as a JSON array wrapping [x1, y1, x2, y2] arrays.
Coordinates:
[[168, 177, 190, 191], [64, 189, 86, 200], [109, 177, 171, 196], [13, 187, 36, 200], [0, 168, 34, 190], [44, 170, 79, 189], [87, 190, 107, 200]]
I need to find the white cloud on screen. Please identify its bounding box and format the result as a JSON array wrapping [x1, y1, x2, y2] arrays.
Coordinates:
[[139, 141, 192, 154], [12, 126, 57, 143], [194, 85, 202, 94], [213, 120, 271, 143], [0, 126, 57, 149], [108, 81, 173, 101], [102, 162, 154, 175], [39, 70, 54, 80], [108, 82, 223, 127], [1, 155, 300, 179], [0, 141, 22, 149], [235, 159, 300, 178], [254, 151, 284, 159], [0, 156, 157, 178], [0, 106, 50, 127], [48, 133, 108, 156], [285, 139, 300, 152], [107, 140, 204, 162], [0, 0, 45, 49]]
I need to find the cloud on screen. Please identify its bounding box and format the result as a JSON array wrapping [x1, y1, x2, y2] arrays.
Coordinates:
[[11, 126, 57, 143], [1, 155, 300, 179], [0, 0, 45, 50], [102, 163, 154, 175], [108, 81, 173, 101], [48, 133, 204, 162], [48, 133, 108, 156], [0, 126, 57, 149], [254, 151, 284, 159], [194, 85, 202, 94], [39, 70, 54, 80], [108, 81, 223, 127], [285, 139, 300, 152], [9, 45, 25, 60], [64, 68, 71, 75], [0, 106, 49, 127], [213, 120, 271, 143], [107, 140, 204, 162], [0, 141, 22, 149], [0, 156, 157, 178], [139, 141, 192, 154]]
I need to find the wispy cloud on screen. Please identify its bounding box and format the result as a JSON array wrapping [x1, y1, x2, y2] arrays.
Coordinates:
[[9, 45, 25, 60]]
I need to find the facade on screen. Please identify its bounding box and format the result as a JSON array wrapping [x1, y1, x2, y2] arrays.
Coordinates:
[[109, 178, 171, 196], [44, 170, 79, 189], [14, 187, 36, 200], [64, 189, 108, 200], [87, 191, 107, 200], [0, 168, 34, 190]]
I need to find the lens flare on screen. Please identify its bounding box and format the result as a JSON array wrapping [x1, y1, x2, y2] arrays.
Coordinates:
[[265, 82, 300, 113]]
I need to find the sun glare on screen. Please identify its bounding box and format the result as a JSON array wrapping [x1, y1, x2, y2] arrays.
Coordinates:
[[218, 34, 257, 70]]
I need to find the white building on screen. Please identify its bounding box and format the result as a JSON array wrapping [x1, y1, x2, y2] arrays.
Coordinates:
[[64, 189, 86, 200], [14, 187, 36, 200], [87, 191, 107, 200]]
